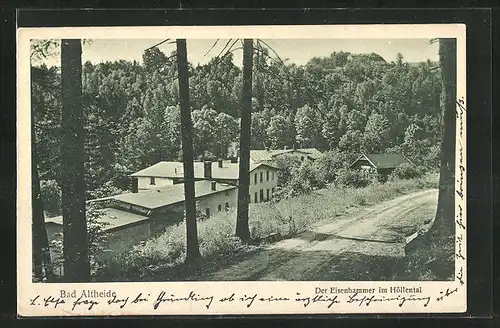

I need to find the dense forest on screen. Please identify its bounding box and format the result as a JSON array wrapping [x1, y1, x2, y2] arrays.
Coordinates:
[[32, 45, 443, 217]]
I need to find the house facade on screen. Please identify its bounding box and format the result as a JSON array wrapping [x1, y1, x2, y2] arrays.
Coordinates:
[[131, 161, 187, 191], [248, 163, 278, 203], [350, 153, 413, 180], [130, 160, 279, 203]]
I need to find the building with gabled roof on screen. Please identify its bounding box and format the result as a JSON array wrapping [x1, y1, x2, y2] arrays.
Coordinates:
[[131, 160, 277, 189], [130, 160, 279, 205], [45, 180, 240, 270], [111, 180, 237, 214], [350, 153, 413, 180]]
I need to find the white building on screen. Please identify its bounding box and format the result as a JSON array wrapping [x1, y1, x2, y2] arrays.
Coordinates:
[[130, 160, 279, 203], [45, 180, 240, 272]]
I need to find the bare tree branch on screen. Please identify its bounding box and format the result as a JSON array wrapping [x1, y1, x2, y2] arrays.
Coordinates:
[[215, 39, 234, 60], [204, 39, 220, 57], [145, 39, 172, 52]]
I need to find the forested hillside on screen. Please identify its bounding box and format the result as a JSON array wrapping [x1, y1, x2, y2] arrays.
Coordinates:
[[32, 46, 442, 216]]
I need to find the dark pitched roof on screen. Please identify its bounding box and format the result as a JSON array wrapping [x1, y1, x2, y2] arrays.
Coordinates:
[[352, 153, 411, 169], [45, 208, 149, 232], [111, 181, 237, 210]]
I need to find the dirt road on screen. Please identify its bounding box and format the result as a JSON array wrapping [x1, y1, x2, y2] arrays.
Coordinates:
[[202, 189, 438, 281]]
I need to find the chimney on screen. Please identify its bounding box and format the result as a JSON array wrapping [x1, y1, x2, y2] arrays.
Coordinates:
[[131, 177, 138, 193], [204, 161, 212, 179], [218, 159, 223, 168], [211, 181, 217, 191], [284, 146, 288, 150]]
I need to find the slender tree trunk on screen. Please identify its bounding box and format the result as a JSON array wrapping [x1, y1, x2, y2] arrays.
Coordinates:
[[176, 39, 201, 264], [235, 39, 253, 242], [60, 39, 90, 282], [431, 38, 457, 237], [32, 148, 44, 281], [32, 149, 54, 282]]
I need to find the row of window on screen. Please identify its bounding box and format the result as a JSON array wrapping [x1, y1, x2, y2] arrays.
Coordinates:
[[150, 171, 276, 186], [250, 187, 276, 203], [205, 202, 230, 217], [254, 170, 275, 184]]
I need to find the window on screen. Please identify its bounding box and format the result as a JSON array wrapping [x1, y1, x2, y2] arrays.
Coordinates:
[[272, 171, 275, 180], [225, 202, 229, 211], [254, 192, 258, 203], [205, 208, 210, 217], [225, 192, 229, 196], [249, 194, 251, 203], [301, 156, 304, 161], [218, 204, 222, 212], [272, 187, 275, 195], [266, 189, 270, 200], [266, 170, 269, 181], [260, 189, 264, 202], [150, 177, 156, 185], [254, 173, 258, 184], [260, 172, 263, 182]]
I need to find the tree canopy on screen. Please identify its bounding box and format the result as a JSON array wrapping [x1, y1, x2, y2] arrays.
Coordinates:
[[32, 47, 442, 208]]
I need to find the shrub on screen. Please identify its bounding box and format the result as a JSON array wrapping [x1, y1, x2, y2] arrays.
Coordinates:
[[314, 150, 357, 185], [273, 158, 326, 199], [335, 168, 371, 188], [354, 194, 367, 205], [274, 154, 302, 187], [288, 161, 318, 193], [390, 163, 424, 180]]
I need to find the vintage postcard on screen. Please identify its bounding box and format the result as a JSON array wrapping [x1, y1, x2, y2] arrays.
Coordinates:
[[17, 24, 466, 316]]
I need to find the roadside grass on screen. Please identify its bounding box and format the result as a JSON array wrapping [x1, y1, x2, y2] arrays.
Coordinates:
[[95, 173, 439, 282], [392, 234, 455, 281]]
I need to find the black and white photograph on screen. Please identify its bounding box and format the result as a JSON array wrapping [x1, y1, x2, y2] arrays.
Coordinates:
[[17, 24, 467, 315]]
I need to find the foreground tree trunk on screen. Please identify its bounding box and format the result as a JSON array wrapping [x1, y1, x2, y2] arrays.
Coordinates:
[[32, 150, 54, 281], [31, 65, 54, 281], [431, 38, 457, 237], [235, 39, 253, 242], [176, 39, 201, 264], [60, 39, 90, 282]]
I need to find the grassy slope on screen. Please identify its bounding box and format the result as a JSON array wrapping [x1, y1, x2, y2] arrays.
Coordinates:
[[95, 173, 439, 282], [392, 233, 455, 281]]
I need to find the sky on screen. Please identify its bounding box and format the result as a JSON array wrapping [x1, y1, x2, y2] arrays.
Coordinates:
[[34, 38, 439, 67]]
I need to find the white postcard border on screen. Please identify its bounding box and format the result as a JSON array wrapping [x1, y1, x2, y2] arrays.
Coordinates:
[[17, 24, 467, 316]]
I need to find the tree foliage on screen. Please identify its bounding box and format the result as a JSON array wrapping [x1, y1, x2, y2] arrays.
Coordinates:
[[33, 43, 443, 213]]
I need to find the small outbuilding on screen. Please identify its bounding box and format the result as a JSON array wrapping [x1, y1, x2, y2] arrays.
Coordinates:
[[350, 153, 413, 180]]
